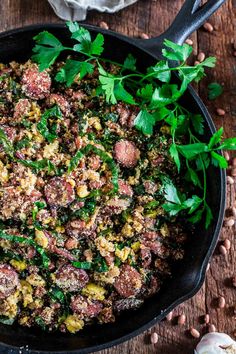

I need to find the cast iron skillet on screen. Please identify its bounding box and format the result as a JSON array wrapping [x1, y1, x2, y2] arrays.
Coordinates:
[[0, 0, 227, 352]]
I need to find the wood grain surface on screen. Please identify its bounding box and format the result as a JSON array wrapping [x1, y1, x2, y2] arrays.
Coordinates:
[[0, 0, 235, 353]]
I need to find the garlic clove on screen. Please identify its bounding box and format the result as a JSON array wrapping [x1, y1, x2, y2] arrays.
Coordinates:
[[195, 332, 236, 354]]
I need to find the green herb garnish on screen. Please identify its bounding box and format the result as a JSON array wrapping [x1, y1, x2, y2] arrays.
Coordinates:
[[207, 82, 223, 100], [0, 128, 14, 158], [72, 261, 92, 270], [0, 230, 50, 268], [37, 105, 62, 143], [18, 158, 58, 174], [30, 23, 236, 228], [68, 143, 119, 195]]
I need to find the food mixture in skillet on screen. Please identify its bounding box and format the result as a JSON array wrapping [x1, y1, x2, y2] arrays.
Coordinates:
[[0, 23, 234, 333], [0, 59, 187, 332]]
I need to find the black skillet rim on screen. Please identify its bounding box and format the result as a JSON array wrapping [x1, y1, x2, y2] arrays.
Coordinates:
[[0, 23, 226, 353]]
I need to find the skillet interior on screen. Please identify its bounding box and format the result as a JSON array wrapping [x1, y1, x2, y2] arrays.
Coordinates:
[[0, 24, 226, 353]]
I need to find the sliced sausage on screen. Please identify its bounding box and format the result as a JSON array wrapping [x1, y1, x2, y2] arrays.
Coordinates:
[[140, 248, 152, 268], [141, 231, 159, 241], [143, 181, 158, 195], [52, 247, 76, 261], [118, 179, 133, 197], [55, 265, 89, 292], [114, 140, 140, 168], [117, 103, 137, 128], [0, 264, 19, 298], [71, 294, 103, 317], [114, 264, 142, 298], [13, 98, 31, 122], [142, 240, 169, 258], [21, 65, 51, 100], [44, 177, 75, 207]]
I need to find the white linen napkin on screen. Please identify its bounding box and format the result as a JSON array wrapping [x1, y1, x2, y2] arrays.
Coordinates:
[[48, 0, 138, 21]]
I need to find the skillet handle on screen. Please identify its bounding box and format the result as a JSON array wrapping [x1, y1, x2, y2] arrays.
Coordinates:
[[137, 0, 226, 57]]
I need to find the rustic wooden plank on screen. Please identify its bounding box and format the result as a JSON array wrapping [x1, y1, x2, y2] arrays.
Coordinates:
[[198, 0, 236, 341], [0, 0, 235, 353]]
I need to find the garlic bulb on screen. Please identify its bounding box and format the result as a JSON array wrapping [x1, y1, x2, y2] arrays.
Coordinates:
[[195, 332, 236, 354]]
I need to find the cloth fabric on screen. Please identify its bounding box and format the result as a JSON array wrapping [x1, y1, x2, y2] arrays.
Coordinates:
[[48, 0, 138, 21]]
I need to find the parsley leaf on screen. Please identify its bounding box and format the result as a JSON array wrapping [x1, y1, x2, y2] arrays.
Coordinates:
[[208, 127, 223, 149], [162, 179, 181, 204], [201, 57, 216, 68], [151, 84, 180, 108], [123, 54, 137, 71], [68, 22, 104, 56], [207, 82, 223, 100], [169, 143, 181, 172], [147, 61, 171, 83], [178, 143, 209, 159], [98, 65, 117, 104], [137, 83, 153, 101], [185, 166, 202, 188], [191, 114, 204, 135], [114, 82, 136, 105], [205, 203, 213, 228], [134, 109, 156, 135], [211, 151, 228, 168], [218, 137, 236, 150], [32, 31, 65, 71], [162, 39, 193, 62], [162, 179, 202, 217], [55, 59, 94, 86]]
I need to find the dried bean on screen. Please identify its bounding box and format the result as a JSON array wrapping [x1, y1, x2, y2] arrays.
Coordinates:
[[194, 60, 200, 66], [203, 22, 214, 32], [227, 176, 234, 184], [231, 167, 236, 177], [218, 296, 226, 308], [224, 239, 231, 250], [185, 38, 193, 45], [232, 276, 236, 287], [232, 207, 236, 218], [178, 314, 186, 325], [208, 324, 216, 332], [140, 33, 150, 39], [216, 108, 225, 116], [232, 158, 236, 166], [219, 245, 227, 255], [99, 21, 109, 30], [204, 314, 210, 324], [166, 311, 173, 321], [224, 151, 230, 161], [150, 332, 158, 344], [197, 52, 205, 62], [190, 327, 200, 338], [224, 218, 235, 227]]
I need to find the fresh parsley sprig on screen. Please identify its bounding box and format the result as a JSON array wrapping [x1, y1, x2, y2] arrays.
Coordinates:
[[30, 22, 236, 229]]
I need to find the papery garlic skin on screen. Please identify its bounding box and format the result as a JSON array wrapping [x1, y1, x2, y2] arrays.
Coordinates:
[[195, 333, 236, 354]]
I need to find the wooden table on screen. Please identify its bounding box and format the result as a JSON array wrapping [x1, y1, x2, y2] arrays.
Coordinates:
[[0, 0, 235, 353]]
